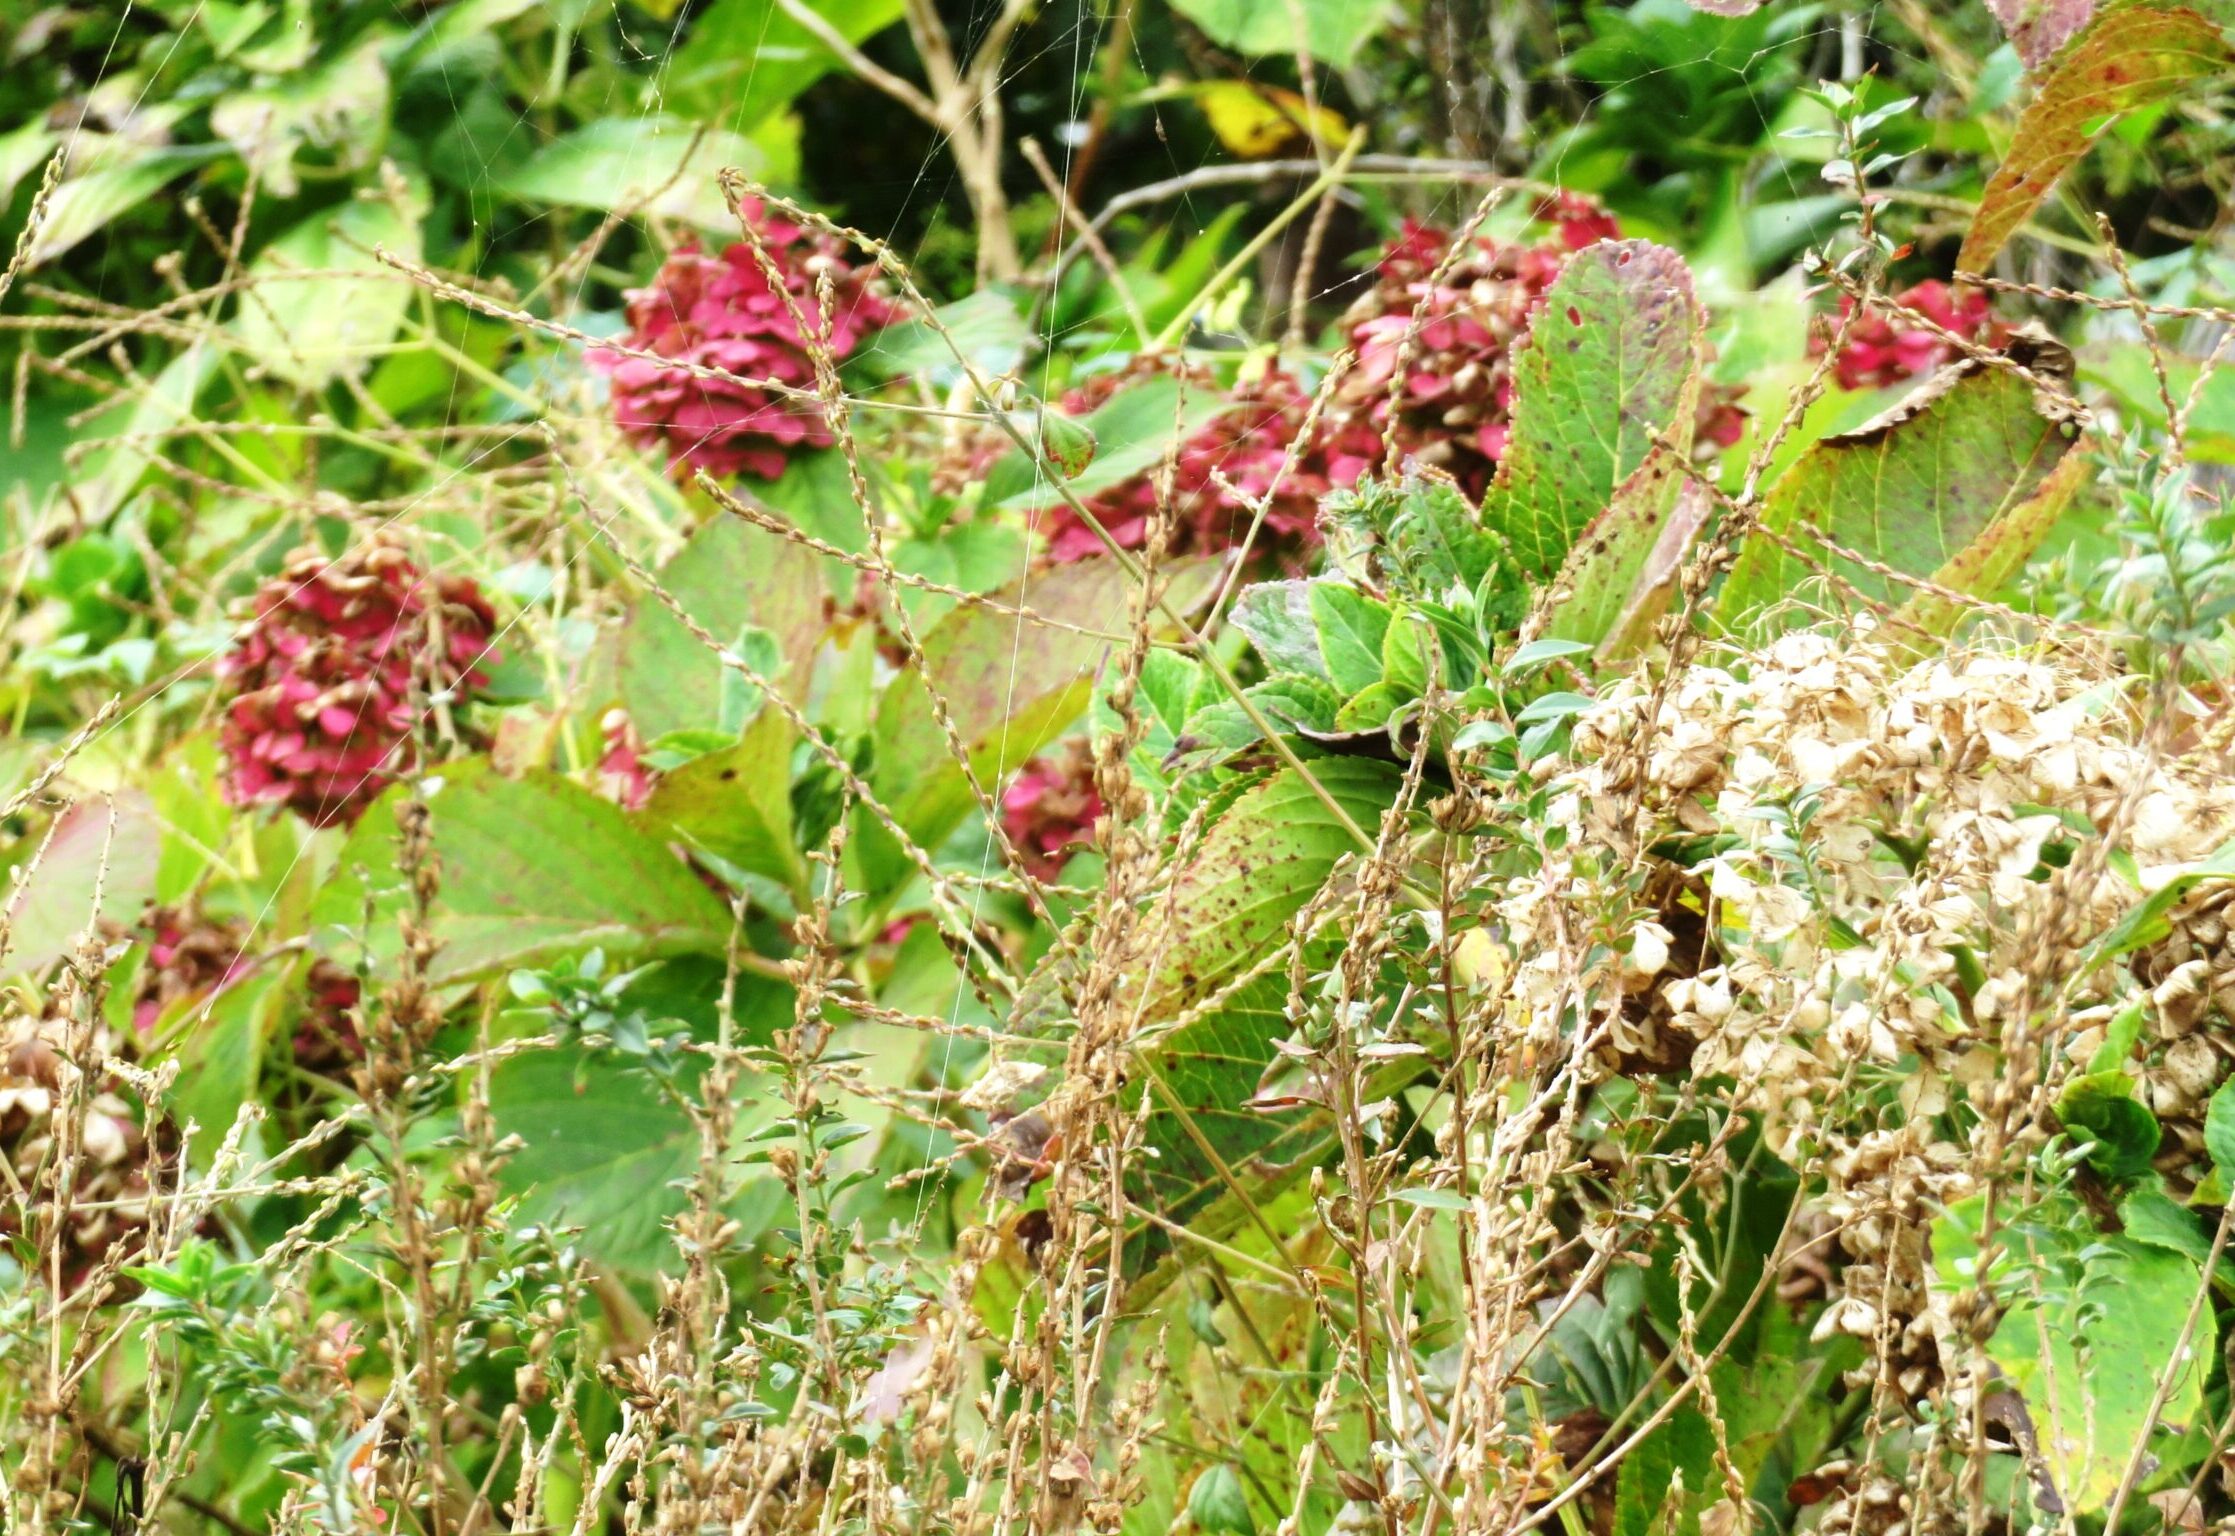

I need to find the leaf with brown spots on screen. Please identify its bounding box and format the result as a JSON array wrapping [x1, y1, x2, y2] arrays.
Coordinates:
[[1544, 356, 1706, 662], [1483, 241, 1706, 580], [1959, 4, 2234, 273], [1719, 338, 2085, 630]]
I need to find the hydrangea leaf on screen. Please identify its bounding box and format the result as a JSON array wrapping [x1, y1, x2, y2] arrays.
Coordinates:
[[1959, 5, 2235, 273], [1932, 1197, 2215, 1513], [1893, 443, 2091, 640], [981, 375, 1227, 513], [1308, 583, 1394, 693], [616, 513, 830, 742], [166, 967, 289, 1167], [636, 708, 802, 895], [1481, 241, 1707, 580], [495, 115, 800, 230], [1544, 360, 1707, 659], [1231, 581, 1328, 681], [871, 556, 1219, 857], [2, 793, 162, 979], [232, 192, 425, 390], [1719, 336, 2084, 629], [487, 1047, 781, 1275], [1119, 759, 1401, 1245], [1167, 0, 1386, 65], [313, 759, 735, 983]]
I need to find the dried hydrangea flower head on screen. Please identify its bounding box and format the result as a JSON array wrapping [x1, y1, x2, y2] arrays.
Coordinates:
[[1497, 629, 2235, 1423], [596, 197, 898, 481], [1821, 278, 2011, 391], [956, 194, 1743, 569], [220, 532, 497, 827], [1, 1013, 158, 1291]]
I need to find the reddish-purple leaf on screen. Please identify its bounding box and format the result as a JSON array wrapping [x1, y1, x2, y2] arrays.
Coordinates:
[[1960, 5, 2234, 273]]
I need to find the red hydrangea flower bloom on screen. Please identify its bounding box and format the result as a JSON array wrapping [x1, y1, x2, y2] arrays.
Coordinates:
[[1822, 279, 2010, 391], [291, 960, 364, 1072], [1323, 215, 1590, 501], [220, 534, 497, 827], [133, 907, 251, 1036], [1001, 742, 1104, 880], [1036, 361, 1333, 564], [595, 199, 898, 481], [595, 708, 656, 812], [970, 194, 1749, 570], [1538, 191, 1622, 250]]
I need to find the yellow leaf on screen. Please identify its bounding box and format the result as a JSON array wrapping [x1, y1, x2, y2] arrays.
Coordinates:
[[1193, 81, 1350, 159]]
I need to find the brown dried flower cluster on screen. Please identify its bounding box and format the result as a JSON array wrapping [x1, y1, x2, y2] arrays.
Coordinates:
[[1494, 629, 2235, 1417]]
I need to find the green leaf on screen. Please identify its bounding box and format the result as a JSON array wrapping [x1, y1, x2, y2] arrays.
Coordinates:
[[2, 793, 161, 979], [208, 33, 389, 197], [1932, 1199, 2215, 1512], [1894, 445, 2092, 642], [1393, 1186, 1470, 1211], [0, 121, 55, 208], [2087, 835, 2235, 965], [1121, 760, 1403, 1236], [2086, 998, 2147, 1073], [1960, 5, 2235, 272], [1719, 345, 2083, 628], [487, 1050, 706, 1274], [617, 515, 830, 742], [637, 708, 802, 893], [872, 557, 1219, 854], [2121, 1184, 2212, 1263], [494, 116, 800, 230], [1482, 241, 1708, 580], [25, 143, 227, 265], [312, 760, 735, 984], [64, 346, 215, 520], [1324, 478, 1499, 603], [1333, 682, 1402, 732], [714, 625, 782, 734], [1613, 1409, 1717, 1536], [2056, 1070, 2162, 1181], [1309, 584, 1394, 693], [2205, 1076, 2235, 1185], [1380, 610, 1429, 696], [1175, 674, 1345, 755], [167, 969, 288, 1167], [1547, 447, 1712, 663], [147, 735, 233, 907], [233, 191, 424, 389], [1187, 1464, 1256, 1535], [1232, 582, 1329, 681], [1018, 407, 1098, 480], [858, 290, 1033, 388], [1168, 0, 1389, 64], [663, 0, 905, 130]]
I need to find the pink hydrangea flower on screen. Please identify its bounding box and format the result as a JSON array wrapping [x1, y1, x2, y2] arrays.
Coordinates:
[[1001, 743, 1103, 879], [1823, 279, 2010, 391], [595, 200, 898, 481], [220, 534, 497, 827], [1038, 363, 1331, 564]]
